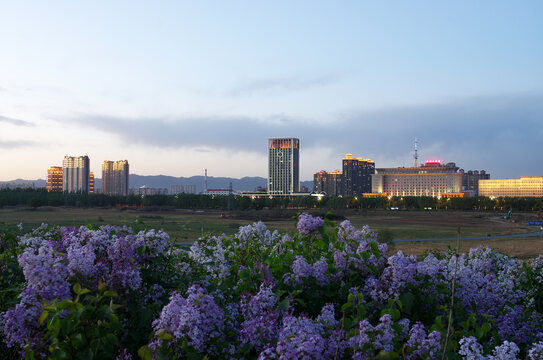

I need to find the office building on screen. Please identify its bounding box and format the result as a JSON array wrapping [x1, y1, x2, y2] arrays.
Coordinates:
[[170, 184, 196, 195], [479, 177, 543, 197], [89, 172, 95, 194], [314, 170, 344, 197], [372, 160, 462, 197], [62, 155, 90, 193], [46, 166, 63, 192], [459, 169, 490, 195], [102, 160, 129, 196], [131, 186, 167, 195], [268, 138, 299, 195], [342, 154, 375, 196]]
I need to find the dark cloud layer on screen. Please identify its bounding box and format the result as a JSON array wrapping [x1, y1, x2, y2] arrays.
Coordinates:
[[0, 115, 34, 127], [74, 92, 543, 178]]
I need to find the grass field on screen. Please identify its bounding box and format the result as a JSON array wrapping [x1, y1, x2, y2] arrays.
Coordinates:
[[1, 206, 541, 258]]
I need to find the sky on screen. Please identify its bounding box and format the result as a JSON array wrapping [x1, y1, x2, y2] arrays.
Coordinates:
[[1, 1, 542, 181]]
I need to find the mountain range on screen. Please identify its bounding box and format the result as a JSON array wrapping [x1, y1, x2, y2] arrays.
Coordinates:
[[0, 175, 314, 193]]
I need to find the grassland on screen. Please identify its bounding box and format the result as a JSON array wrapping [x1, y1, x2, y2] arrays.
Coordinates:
[[1, 206, 541, 258]]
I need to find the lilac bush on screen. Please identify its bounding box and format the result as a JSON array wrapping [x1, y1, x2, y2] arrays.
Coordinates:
[[2, 213, 543, 359], [1, 224, 187, 357]]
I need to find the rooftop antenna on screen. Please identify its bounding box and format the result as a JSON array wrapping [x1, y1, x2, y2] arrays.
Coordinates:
[[413, 138, 419, 168], [204, 169, 208, 193]]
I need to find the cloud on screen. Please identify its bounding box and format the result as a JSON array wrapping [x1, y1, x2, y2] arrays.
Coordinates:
[[72, 91, 543, 178], [231, 75, 339, 96], [0, 115, 34, 127], [0, 140, 38, 149]]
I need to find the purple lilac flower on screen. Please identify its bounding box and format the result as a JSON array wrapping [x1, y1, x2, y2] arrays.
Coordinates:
[[459, 336, 485, 360], [312, 257, 329, 286], [239, 310, 279, 350], [296, 213, 324, 236], [18, 242, 70, 301], [67, 242, 96, 278], [115, 348, 133, 360], [352, 314, 397, 356], [152, 285, 225, 353], [490, 341, 519, 360], [1, 288, 43, 349], [240, 283, 278, 318], [405, 322, 441, 359], [528, 341, 543, 360]]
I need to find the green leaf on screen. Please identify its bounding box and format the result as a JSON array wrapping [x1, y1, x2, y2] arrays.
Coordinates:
[[341, 302, 353, 311], [138, 346, 153, 360], [73, 283, 82, 295], [157, 329, 174, 341], [278, 299, 290, 311], [103, 290, 118, 298], [39, 310, 49, 325]]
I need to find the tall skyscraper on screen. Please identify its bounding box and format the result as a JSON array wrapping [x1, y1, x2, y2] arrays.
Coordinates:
[[62, 155, 90, 193], [268, 138, 299, 195], [342, 154, 375, 196], [102, 160, 129, 196], [46, 166, 63, 192]]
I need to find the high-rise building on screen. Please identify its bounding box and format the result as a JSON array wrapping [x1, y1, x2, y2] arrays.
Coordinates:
[[102, 160, 129, 196], [46, 166, 63, 192], [89, 172, 95, 194], [372, 160, 462, 197], [268, 138, 299, 195], [459, 169, 490, 195], [479, 177, 543, 197], [313, 170, 343, 197], [342, 154, 375, 196], [62, 155, 90, 193]]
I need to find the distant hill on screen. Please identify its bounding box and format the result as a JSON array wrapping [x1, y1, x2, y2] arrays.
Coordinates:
[[0, 178, 46, 188], [1, 175, 313, 193], [128, 174, 313, 193]]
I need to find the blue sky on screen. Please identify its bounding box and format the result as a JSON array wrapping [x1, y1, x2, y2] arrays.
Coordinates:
[[1, 1, 542, 181]]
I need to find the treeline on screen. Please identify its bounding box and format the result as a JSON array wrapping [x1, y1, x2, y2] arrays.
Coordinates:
[[1, 188, 543, 212]]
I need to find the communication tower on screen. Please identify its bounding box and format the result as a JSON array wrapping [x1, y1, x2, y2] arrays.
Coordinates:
[[413, 138, 419, 168]]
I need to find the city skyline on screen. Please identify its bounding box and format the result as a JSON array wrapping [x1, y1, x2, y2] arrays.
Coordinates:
[[1, 2, 542, 181]]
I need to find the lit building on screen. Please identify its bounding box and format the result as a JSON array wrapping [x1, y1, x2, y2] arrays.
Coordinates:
[[89, 172, 95, 194], [268, 138, 300, 195], [46, 166, 63, 192], [102, 160, 129, 196], [372, 160, 462, 197], [479, 177, 543, 197], [459, 169, 490, 195], [342, 154, 375, 196], [313, 170, 343, 197], [62, 155, 90, 193]]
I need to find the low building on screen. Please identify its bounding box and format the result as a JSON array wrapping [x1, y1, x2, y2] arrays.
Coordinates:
[[479, 177, 543, 197], [372, 160, 462, 197], [131, 186, 167, 195]]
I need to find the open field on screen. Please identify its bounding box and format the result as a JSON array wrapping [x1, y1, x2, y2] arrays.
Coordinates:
[[1, 207, 541, 258]]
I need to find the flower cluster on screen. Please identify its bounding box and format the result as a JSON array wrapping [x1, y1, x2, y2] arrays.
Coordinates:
[[2, 224, 174, 353], [152, 284, 225, 353], [2, 213, 543, 359], [296, 212, 325, 235]]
